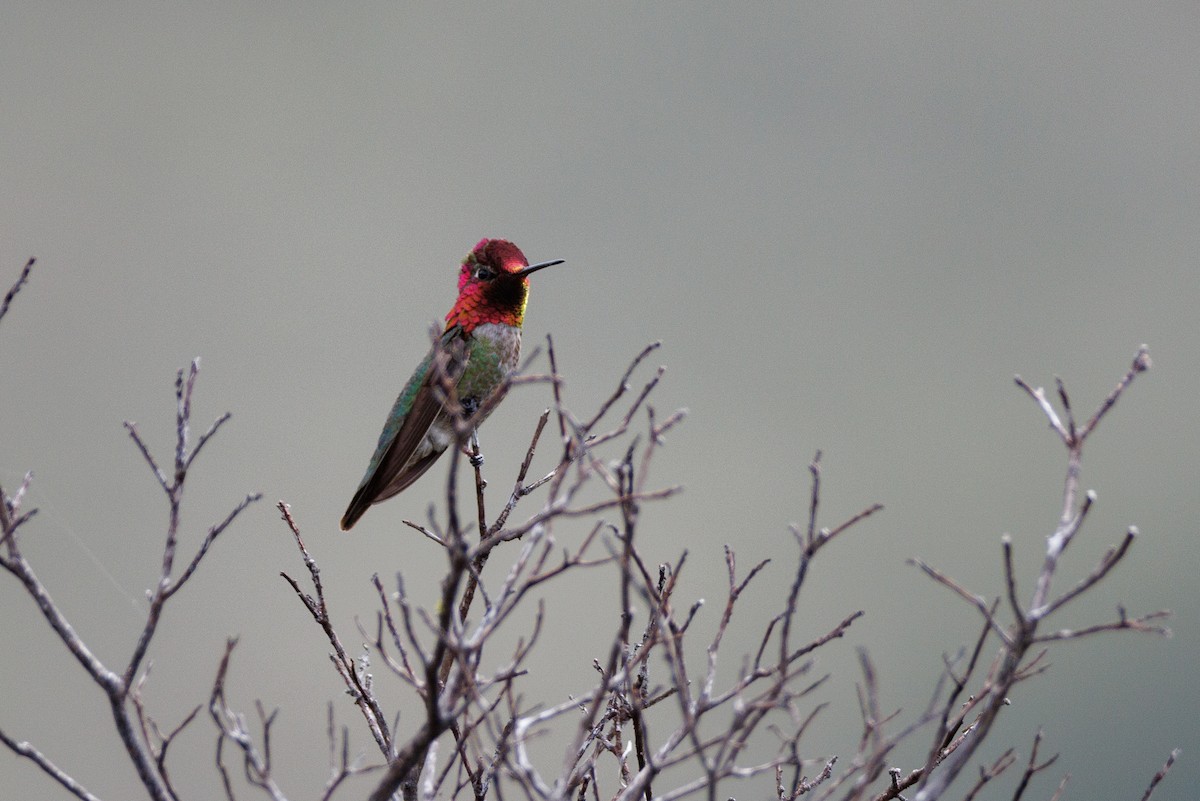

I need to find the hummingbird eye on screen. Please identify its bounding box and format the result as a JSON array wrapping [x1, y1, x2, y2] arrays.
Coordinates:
[[473, 266, 494, 281]]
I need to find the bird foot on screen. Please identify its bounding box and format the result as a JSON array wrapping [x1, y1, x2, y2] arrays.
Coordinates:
[[465, 427, 484, 467]]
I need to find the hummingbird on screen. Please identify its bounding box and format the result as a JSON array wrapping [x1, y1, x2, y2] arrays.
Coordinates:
[[340, 238, 562, 530]]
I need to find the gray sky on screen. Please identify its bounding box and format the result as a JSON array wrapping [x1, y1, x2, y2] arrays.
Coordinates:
[[2, 4, 1197, 799]]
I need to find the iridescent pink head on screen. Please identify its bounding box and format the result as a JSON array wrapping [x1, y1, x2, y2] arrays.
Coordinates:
[[445, 239, 563, 332], [457, 239, 531, 291]]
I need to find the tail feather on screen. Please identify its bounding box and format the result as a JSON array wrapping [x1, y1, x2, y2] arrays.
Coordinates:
[[340, 490, 370, 531]]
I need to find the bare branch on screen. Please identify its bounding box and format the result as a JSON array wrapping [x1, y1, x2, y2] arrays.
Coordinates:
[[124, 359, 261, 690], [0, 256, 36, 325], [278, 501, 391, 755], [1138, 748, 1180, 801], [1079, 345, 1151, 440], [208, 639, 290, 801], [8, 335, 1175, 801], [1009, 728, 1059, 801], [0, 528, 122, 689], [1032, 608, 1172, 642], [123, 421, 171, 493], [1013, 376, 1069, 445], [0, 727, 102, 801], [1034, 527, 1137, 620], [582, 340, 662, 432], [165, 492, 262, 600], [912, 348, 1165, 799], [908, 558, 1011, 645]]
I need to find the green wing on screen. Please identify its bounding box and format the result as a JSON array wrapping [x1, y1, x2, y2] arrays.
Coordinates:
[[340, 327, 469, 530]]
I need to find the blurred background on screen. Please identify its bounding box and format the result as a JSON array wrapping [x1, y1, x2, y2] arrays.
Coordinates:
[[1, 4, 1196, 799]]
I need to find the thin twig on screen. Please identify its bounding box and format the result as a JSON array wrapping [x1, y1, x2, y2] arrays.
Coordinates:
[[0, 257, 35, 325], [1138, 748, 1180, 801], [0, 728, 102, 801]]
